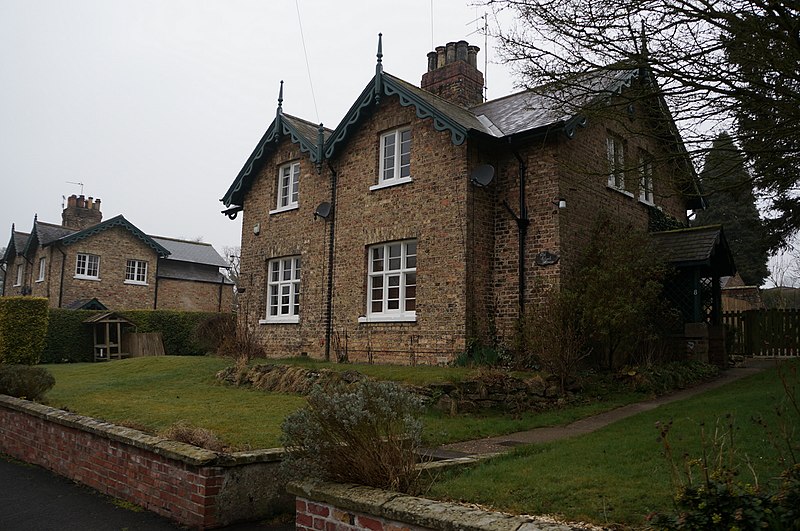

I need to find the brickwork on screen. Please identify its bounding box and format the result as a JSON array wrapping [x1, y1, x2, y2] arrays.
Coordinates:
[[156, 278, 234, 312], [0, 395, 289, 529], [56, 226, 159, 309], [295, 498, 432, 531]]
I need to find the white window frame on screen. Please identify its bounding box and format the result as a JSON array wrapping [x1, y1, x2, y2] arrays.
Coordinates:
[[638, 152, 654, 205], [270, 162, 300, 214], [125, 259, 148, 285], [260, 256, 301, 324], [360, 240, 417, 323], [14, 264, 23, 286], [372, 128, 412, 191], [74, 253, 100, 280], [606, 133, 626, 191], [36, 257, 46, 282]]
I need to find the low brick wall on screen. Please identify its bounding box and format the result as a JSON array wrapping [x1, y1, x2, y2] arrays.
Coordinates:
[[0, 395, 291, 529], [288, 480, 575, 531]]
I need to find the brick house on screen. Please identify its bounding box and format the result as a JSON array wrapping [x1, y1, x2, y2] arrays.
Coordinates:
[[221, 38, 731, 365], [2, 195, 233, 312]]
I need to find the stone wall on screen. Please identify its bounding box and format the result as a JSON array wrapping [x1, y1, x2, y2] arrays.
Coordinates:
[[0, 395, 291, 529], [290, 480, 574, 531]]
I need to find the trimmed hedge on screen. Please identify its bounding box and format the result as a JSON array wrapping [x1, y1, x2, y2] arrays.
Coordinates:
[[41, 309, 232, 363], [41, 309, 99, 363], [120, 310, 227, 356], [0, 297, 50, 365]]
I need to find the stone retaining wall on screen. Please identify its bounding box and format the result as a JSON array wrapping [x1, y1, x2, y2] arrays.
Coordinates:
[[0, 395, 291, 529], [289, 480, 575, 531]]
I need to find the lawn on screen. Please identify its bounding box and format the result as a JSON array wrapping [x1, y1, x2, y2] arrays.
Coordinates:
[[427, 361, 798, 527], [43, 356, 651, 448]]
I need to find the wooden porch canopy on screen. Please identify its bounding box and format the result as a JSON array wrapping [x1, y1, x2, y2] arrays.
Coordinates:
[[651, 225, 736, 324], [83, 312, 135, 361]]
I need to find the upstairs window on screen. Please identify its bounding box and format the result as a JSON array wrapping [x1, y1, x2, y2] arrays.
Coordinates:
[[274, 162, 300, 213], [375, 128, 411, 189], [37, 257, 46, 282], [14, 264, 23, 286], [364, 240, 417, 322], [75, 253, 100, 280], [264, 256, 301, 323], [639, 152, 654, 204], [125, 259, 148, 285], [606, 133, 625, 190]]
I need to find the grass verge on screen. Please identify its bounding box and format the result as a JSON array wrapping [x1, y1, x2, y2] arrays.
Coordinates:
[[427, 361, 796, 527]]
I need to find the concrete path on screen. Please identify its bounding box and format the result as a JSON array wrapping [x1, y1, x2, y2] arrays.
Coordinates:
[[430, 358, 779, 458]]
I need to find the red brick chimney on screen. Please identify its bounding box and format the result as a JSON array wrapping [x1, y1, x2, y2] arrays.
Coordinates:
[[421, 41, 484, 107], [62, 194, 103, 230]]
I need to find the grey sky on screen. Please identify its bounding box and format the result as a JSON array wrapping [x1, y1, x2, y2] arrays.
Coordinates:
[[1, 0, 516, 255]]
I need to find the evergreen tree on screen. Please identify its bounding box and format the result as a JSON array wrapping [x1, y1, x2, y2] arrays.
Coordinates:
[[693, 133, 769, 286]]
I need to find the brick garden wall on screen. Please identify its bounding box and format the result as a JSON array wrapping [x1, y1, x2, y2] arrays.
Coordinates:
[[0, 395, 290, 529], [289, 480, 570, 531], [156, 277, 234, 313]]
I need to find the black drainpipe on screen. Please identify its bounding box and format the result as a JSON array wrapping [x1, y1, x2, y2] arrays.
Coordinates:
[[153, 258, 161, 309], [57, 245, 67, 308], [324, 161, 338, 362], [502, 150, 529, 318]]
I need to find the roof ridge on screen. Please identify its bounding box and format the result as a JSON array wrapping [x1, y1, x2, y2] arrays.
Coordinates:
[[282, 113, 334, 133], [150, 235, 214, 246]]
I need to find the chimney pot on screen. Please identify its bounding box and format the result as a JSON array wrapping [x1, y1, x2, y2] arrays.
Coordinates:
[[68, 195, 77, 208], [94, 198, 101, 210], [445, 42, 457, 64], [87, 197, 94, 209], [456, 40, 468, 62], [436, 46, 446, 68], [427, 51, 438, 72], [468, 45, 480, 68]]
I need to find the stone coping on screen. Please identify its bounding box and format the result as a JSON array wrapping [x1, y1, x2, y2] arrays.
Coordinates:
[[0, 394, 284, 466], [288, 480, 574, 531]]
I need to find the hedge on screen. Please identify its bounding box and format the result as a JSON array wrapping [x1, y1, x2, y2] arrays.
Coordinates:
[[41, 309, 99, 363], [0, 297, 50, 365], [40, 309, 233, 363]]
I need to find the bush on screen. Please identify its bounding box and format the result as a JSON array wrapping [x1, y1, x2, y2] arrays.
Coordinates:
[[516, 289, 591, 393], [0, 297, 50, 365], [624, 361, 719, 395], [281, 380, 425, 494], [41, 309, 99, 363], [121, 310, 228, 356], [159, 420, 228, 452], [0, 364, 56, 400], [196, 313, 262, 361]]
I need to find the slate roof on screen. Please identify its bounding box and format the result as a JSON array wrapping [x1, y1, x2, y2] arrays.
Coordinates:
[[35, 221, 75, 246], [651, 225, 736, 275], [12, 231, 29, 253], [157, 260, 233, 284], [151, 236, 229, 268], [63, 298, 108, 310], [59, 215, 170, 257]]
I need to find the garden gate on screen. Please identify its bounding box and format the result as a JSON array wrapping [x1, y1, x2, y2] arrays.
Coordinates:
[[723, 309, 799, 357]]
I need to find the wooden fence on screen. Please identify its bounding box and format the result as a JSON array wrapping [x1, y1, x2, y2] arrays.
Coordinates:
[[723, 309, 799, 357]]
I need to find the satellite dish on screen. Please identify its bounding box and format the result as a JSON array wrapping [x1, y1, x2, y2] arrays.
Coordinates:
[[314, 201, 331, 220], [469, 164, 495, 187]]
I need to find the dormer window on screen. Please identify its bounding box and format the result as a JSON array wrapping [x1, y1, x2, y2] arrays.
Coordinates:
[[606, 133, 625, 190], [271, 162, 300, 214], [372, 128, 412, 190], [36, 257, 46, 282], [639, 152, 654, 204]]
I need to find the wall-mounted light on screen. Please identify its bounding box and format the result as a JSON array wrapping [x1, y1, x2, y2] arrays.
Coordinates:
[[552, 198, 567, 209], [253, 223, 260, 235]]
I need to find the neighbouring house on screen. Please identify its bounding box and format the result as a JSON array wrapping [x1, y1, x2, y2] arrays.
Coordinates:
[[720, 273, 764, 313], [221, 37, 734, 365], [2, 195, 233, 312]]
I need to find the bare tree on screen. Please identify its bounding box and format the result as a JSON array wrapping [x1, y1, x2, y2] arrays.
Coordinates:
[[483, 0, 799, 249]]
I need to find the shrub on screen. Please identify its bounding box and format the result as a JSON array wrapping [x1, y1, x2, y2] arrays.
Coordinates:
[[0, 297, 50, 365], [624, 361, 719, 395], [453, 341, 511, 368], [516, 289, 591, 393], [196, 312, 263, 361], [159, 420, 228, 452], [0, 364, 56, 400], [41, 309, 99, 363], [281, 380, 425, 494]]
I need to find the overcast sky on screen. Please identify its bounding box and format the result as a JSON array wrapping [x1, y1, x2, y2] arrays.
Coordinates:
[[0, 0, 517, 256]]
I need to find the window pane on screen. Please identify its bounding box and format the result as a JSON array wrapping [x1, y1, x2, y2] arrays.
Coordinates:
[[371, 247, 384, 272], [371, 300, 383, 313], [388, 244, 401, 270]]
